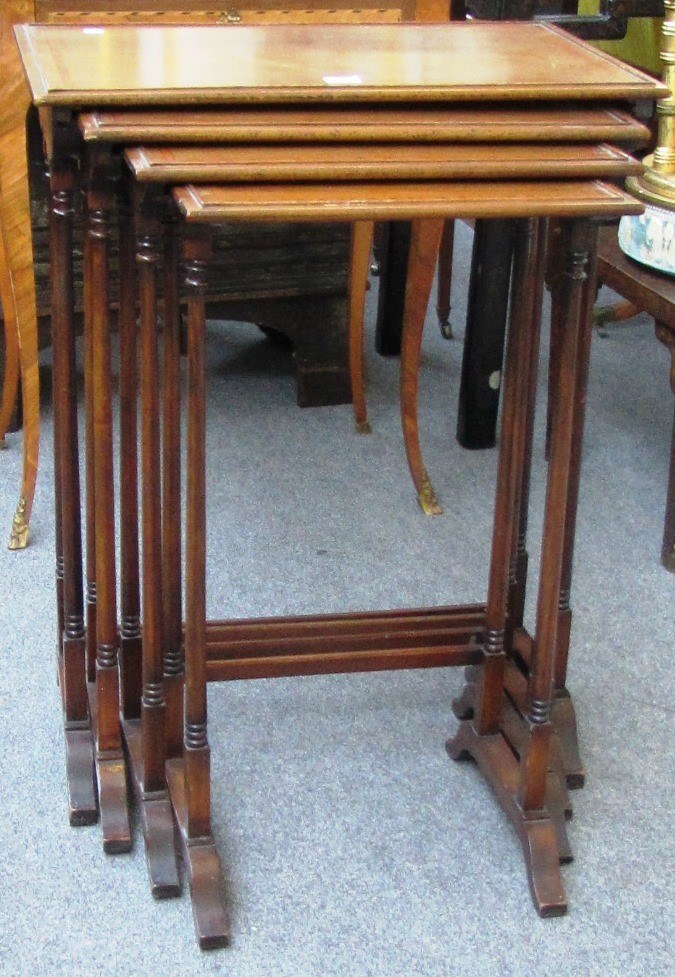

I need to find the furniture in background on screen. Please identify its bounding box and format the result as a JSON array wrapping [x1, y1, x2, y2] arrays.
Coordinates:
[[594, 225, 675, 570], [0, 0, 450, 550]]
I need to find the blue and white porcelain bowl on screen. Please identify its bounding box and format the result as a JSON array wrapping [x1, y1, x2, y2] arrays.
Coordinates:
[[618, 206, 675, 277]]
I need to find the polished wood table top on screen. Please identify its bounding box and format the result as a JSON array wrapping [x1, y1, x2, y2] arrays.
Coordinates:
[[80, 105, 652, 145], [170, 179, 643, 222], [125, 142, 643, 183], [16, 21, 668, 106]]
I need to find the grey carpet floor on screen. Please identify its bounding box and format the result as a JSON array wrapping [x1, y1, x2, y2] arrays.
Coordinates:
[[1, 223, 673, 976]]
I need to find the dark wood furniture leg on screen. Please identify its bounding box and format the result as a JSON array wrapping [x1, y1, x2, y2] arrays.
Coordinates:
[[456, 219, 515, 449], [50, 161, 97, 826], [124, 186, 181, 895], [374, 221, 410, 357], [83, 196, 97, 688], [656, 320, 675, 571], [348, 220, 375, 434], [87, 174, 132, 853], [117, 187, 143, 719], [436, 220, 454, 339], [166, 225, 230, 950], [162, 209, 185, 760], [448, 218, 597, 917]]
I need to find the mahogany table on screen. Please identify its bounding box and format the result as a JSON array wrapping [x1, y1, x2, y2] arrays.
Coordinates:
[[14, 18, 664, 949]]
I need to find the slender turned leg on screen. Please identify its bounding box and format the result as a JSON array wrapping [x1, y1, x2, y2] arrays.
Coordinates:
[[131, 191, 180, 896], [50, 164, 97, 825], [162, 214, 185, 761], [400, 218, 445, 515], [118, 190, 142, 719], [449, 218, 580, 917], [436, 220, 454, 340], [508, 221, 547, 637], [473, 219, 543, 735], [517, 220, 598, 913], [546, 236, 599, 788], [0, 229, 20, 446], [88, 182, 132, 854], [348, 220, 375, 434], [83, 201, 97, 687], [655, 321, 675, 572], [167, 227, 229, 949]]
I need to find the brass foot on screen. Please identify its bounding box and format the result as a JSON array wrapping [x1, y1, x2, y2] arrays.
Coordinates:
[[8, 494, 29, 549], [355, 420, 372, 435], [417, 474, 443, 516], [438, 317, 454, 340]]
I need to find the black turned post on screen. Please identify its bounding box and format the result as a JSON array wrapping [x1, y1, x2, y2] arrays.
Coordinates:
[[457, 219, 515, 449]]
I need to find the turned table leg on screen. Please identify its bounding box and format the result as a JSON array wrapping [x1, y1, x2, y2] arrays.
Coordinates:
[[517, 219, 598, 914], [87, 176, 132, 853], [166, 226, 229, 950], [118, 188, 143, 718], [129, 188, 181, 896], [50, 162, 97, 826], [162, 211, 184, 761], [448, 218, 584, 917]]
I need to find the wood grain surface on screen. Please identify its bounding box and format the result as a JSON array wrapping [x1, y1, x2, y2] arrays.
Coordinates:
[[125, 142, 642, 183], [80, 105, 651, 145], [16, 22, 667, 106]]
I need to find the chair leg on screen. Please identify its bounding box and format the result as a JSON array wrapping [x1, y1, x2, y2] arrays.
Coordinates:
[[348, 220, 375, 434], [0, 230, 20, 447], [400, 218, 445, 515], [436, 220, 454, 340]]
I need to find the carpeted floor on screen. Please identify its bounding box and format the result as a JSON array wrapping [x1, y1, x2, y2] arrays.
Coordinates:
[[1, 223, 673, 976]]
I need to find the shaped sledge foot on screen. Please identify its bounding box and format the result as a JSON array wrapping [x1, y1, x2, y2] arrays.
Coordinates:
[[123, 718, 181, 898], [166, 758, 230, 950]]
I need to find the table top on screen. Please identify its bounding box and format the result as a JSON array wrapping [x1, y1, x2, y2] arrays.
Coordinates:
[[79, 105, 651, 145], [172, 179, 644, 223], [16, 22, 667, 107], [126, 142, 642, 183]]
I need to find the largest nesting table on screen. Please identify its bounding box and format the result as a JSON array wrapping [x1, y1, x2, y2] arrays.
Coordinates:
[[15, 20, 665, 950]]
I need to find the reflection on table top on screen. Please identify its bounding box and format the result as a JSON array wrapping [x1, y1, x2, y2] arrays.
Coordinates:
[[15, 21, 668, 107]]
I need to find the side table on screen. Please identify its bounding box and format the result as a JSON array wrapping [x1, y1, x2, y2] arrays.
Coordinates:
[[596, 224, 675, 570]]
